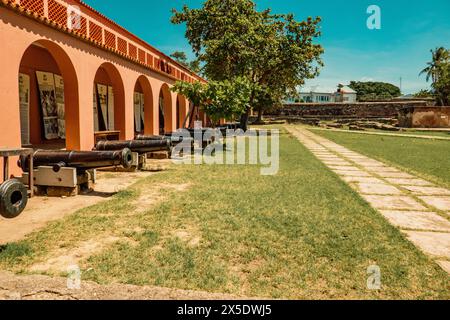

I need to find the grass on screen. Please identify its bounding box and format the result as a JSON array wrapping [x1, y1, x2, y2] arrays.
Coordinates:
[[313, 128, 450, 188], [365, 128, 450, 138], [0, 127, 449, 299]]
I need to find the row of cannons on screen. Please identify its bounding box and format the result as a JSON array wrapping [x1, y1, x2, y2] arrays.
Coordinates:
[[0, 124, 241, 219]]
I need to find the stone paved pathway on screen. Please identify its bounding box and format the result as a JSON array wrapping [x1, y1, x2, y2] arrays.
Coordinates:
[[287, 126, 450, 275]]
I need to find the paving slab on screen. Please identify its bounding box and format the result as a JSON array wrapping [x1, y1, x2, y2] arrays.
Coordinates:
[[404, 231, 450, 258], [354, 160, 385, 166], [374, 171, 415, 179], [402, 186, 450, 196], [332, 170, 373, 177], [356, 183, 403, 195], [379, 210, 450, 232], [419, 196, 450, 212], [360, 195, 428, 211], [327, 166, 362, 172], [322, 161, 352, 166], [315, 156, 344, 161], [385, 178, 434, 186], [341, 176, 385, 184], [363, 166, 401, 173], [344, 156, 371, 160], [436, 261, 450, 274]]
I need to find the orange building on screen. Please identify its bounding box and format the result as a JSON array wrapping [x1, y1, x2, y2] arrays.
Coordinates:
[[0, 0, 207, 179]]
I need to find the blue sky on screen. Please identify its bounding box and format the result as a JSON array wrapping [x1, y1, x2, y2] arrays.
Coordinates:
[[84, 0, 450, 94]]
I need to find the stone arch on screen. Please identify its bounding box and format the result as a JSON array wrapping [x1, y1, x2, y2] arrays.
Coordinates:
[[159, 83, 173, 134], [133, 75, 153, 135], [18, 39, 79, 149], [93, 62, 126, 139]]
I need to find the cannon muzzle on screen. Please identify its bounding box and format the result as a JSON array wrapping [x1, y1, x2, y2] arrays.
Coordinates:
[[18, 148, 133, 173]]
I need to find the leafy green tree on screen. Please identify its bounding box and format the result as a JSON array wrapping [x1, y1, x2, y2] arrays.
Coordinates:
[[171, 78, 252, 126], [170, 51, 202, 74], [348, 81, 401, 101], [171, 0, 323, 128], [420, 47, 450, 106]]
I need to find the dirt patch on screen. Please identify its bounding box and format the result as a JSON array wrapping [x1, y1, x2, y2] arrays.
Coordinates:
[[173, 228, 202, 247], [133, 183, 191, 213], [29, 236, 130, 273], [0, 171, 156, 245], [0, 271, 254, 300]]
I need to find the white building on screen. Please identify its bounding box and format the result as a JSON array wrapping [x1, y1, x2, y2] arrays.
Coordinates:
[[284, 84, 358, 103], [335, 85, 357, 103]]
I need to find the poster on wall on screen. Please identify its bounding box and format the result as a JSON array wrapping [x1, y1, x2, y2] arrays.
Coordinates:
[[93, 85, 99, 132], [96, 84, 108, 130], [18, 73, 30, 146], [54, 74, 66, 139], [36, 71, 59, 140], [140, 93, 145, 129], [134, 92, 142, 132], [107, 86, 115, 131]]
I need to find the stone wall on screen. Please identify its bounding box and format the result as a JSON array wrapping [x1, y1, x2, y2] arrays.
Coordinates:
[[399, 106, 450, 128], [269, 101, 430, 118]]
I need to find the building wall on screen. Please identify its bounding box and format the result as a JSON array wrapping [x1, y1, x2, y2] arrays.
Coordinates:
[[0, 7, 191, 180]]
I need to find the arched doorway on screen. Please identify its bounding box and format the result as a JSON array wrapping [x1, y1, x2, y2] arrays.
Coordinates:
[[18, 40, 79, 150], [93, 63, 125, 139], [133, 76, 153, 135], [176, 95, 188, 129], [159, 84, 172, 134]]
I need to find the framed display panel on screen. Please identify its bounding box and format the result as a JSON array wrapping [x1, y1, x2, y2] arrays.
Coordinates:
[[19, 73, 30, 146], [96, 83, 108, 131], [93, 84, 99, 132], [36, 71, 58, 140], [107, 86, 115, 131], [54, 74, 66, 139]]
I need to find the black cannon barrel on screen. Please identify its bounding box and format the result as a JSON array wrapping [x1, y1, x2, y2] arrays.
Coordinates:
[[18, 149, 133, 173], [135, 134, 193, 145], [135, 134, 167, 141], [94, 139, 171, 154]]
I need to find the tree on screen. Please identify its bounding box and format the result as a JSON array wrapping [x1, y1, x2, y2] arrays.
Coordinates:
[[420, 47, 449, 83], [171, 78, 252, 127], [171, 0, 323, 129], [414, 89, 434, 98], [420, 47, 450, 106], [348, 81, 401, 101], [170, 51, 202, 74]]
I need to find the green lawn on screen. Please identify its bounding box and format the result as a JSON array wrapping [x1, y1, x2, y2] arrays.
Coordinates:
[[0, 128, 449, 299], [366, 129, 450, 138], [313, 128, 450, 188]]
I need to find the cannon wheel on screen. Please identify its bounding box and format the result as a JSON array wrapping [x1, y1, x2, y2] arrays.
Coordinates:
[[0, 179, 28, 219]]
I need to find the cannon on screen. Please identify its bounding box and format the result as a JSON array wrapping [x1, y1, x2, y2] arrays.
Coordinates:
[[135, 134, 194, 146], [94, 139, 171, 155], [0, 179, 28, 219], [18, 149, 133, 173]]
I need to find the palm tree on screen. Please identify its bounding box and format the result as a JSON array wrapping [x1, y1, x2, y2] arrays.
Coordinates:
[[420, 47, 450, 106], [420, 47, 449, 83]]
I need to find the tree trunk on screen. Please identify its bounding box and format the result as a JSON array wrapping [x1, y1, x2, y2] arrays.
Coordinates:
[[240, 108, 250, 131], [256, 105, 264, 124]]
